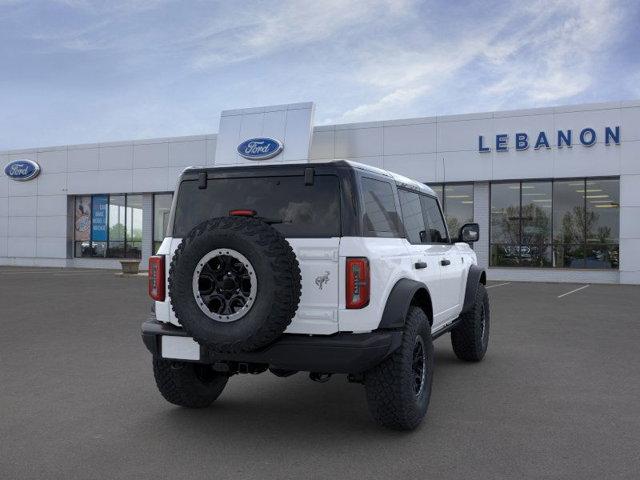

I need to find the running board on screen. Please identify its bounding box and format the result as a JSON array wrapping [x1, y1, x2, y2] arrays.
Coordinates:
[[431, 317, 462, 340]]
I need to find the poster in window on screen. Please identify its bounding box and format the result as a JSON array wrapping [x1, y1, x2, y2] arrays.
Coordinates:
[[74, 196, 91, 241], [91, 195, 108, 242]]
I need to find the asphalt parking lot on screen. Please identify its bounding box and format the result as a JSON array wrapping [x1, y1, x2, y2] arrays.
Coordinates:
[[1, 268, 639, 479]]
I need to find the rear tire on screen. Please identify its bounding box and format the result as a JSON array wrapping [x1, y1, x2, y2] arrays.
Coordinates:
[[153, 359, 228, 408], [168, 216, 301, 353], [364, 307, 433, 430], [451, 283, 490, 362]]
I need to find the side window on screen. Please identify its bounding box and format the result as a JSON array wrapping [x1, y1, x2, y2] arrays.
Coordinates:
[[398, 189, 427, 244], [361, 177, 402, 237], [420, 195, 449, 243]]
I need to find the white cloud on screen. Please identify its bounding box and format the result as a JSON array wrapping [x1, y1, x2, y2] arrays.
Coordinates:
[[482, 0, 621, 105], [340, 85, 429, 121], [338, 35, 493, 121], [191, 0, 414, 69], [335, 0, 625, 122]]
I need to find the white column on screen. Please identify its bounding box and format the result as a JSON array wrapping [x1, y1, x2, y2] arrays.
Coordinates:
[[473, 182, 490, 269], [141, 193, 154, 269], [619, 173, 640, 284]]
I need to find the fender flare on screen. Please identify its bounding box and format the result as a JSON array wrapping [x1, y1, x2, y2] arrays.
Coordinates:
[[377, 278, 432, 330], [461, 265, 486, 314]]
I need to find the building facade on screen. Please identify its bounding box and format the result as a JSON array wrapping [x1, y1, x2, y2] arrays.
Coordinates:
[[1, 100, 639, 284]]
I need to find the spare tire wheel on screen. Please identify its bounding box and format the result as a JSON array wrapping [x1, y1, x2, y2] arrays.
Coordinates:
[[168, 216, 301, 353]]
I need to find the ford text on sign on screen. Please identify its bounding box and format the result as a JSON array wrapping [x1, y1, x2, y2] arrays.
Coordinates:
[[4, 159, 41, 181], [237, 138, 283, 160]]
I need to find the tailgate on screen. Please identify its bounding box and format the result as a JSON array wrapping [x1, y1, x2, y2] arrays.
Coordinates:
[[156, 236, 341, 334], [285, 237, 340, 334]]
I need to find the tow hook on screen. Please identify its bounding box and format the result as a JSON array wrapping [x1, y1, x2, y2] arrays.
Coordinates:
[[309, 372, 332, 383]]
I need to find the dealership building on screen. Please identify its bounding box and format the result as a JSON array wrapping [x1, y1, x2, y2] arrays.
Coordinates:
[[1, 100, 639, 284]]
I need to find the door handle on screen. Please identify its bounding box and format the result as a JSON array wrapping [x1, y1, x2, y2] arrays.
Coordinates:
[[414, 262, 427, 269], [440, 259, 451, 266]]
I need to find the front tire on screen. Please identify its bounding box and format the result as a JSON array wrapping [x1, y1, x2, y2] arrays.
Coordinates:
[[451, 283, 490, 362], [364, 307, 434, 430], [153, 359, 228, 408]]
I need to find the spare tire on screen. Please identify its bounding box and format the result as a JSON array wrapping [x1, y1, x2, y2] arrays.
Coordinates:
[[168, 216, 301, 353]]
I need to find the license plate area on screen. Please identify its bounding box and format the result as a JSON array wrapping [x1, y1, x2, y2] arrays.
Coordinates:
[[161, 336, 200, 361]]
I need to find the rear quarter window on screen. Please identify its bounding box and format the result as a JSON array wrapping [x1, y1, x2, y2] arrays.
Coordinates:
[[173, 175, 341, 238], [361, 177, 402, 237]]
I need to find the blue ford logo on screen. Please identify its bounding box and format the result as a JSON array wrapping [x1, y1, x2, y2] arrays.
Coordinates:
[[237, 137, 283, 160], [4, 159, 41, 181]]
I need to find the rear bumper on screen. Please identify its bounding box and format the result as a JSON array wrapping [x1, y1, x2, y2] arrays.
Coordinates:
[[141, 319, 402, 374]]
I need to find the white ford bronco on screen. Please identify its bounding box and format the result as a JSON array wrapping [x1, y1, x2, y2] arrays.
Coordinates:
[[142, 160, 489, 430]]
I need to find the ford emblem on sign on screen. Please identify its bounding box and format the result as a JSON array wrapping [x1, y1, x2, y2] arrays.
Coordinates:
[[237, 137, 283, 160], [4, 159, 41, 181]]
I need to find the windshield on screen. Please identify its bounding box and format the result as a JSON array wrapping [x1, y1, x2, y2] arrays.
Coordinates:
[[172, 174, 341, 238]]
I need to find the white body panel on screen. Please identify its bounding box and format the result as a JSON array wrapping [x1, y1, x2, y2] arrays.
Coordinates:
[[155, 236, 341, 334], [155, 234, 477, 335]]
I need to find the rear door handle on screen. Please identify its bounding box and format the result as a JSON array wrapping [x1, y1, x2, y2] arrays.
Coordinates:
[[414, 262, 427, 269], [440, 259, 451, 266]]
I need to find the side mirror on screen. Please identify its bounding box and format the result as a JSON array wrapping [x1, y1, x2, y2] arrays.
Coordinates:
[[458, 223, 479, 243]]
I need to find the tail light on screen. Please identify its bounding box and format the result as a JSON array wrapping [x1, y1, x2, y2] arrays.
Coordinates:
[[149, 255, 165, 301], [346, 257, 369, 309]]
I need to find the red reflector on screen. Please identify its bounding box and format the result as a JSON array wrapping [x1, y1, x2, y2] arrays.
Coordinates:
[[148, 255, 165, 301], [346, 257, 369, 309], [229, 209, 256, 217]]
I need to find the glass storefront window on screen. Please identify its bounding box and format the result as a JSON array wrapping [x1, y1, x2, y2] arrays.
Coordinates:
[[126, 195, 143, 258], [520, 181, 552, 267], [426, 183, 473, 238], [153, 193, 173, 253], [491, 178, 619, 269], [73, 193, 144, 259], [74, 196, 92, 257], [443, 184, 474, 236], [490, 182, 520, 266], [585, 178, 619, 268], [553, 180, 586, 267], [553, 180, 585, 245], [108, 195, 126, 258]]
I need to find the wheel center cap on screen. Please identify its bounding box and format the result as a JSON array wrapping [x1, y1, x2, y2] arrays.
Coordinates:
[[221, 276, 237, 291]]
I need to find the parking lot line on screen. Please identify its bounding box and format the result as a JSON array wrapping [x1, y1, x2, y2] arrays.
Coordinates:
[[486, 282, 511, 289], [557, 284, 590, 298]]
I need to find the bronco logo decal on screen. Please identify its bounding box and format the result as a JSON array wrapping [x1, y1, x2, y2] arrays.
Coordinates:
[[315, 271, 330, 290]]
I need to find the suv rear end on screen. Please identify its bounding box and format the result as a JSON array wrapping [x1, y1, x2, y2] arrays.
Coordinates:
[[151, 161, 363, 335]]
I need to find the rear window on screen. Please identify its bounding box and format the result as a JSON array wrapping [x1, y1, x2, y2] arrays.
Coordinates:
[[172, 175, 341, 238]]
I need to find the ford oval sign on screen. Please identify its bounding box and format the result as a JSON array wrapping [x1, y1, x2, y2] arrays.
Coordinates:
[[4, 159, 41, 181], [237, 138, 283, 160]]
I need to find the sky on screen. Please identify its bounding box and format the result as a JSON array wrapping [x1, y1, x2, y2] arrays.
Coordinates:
[[1, 0, 639, 150]]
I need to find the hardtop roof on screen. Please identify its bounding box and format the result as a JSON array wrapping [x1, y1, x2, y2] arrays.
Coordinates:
[[182, 160, 436, 197]]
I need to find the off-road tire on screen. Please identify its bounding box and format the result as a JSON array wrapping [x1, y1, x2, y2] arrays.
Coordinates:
[[364, 307, 433, 431], [169, 217, 301, 353], [153, 358, 228, 408], [451, 283, 490, 362]]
